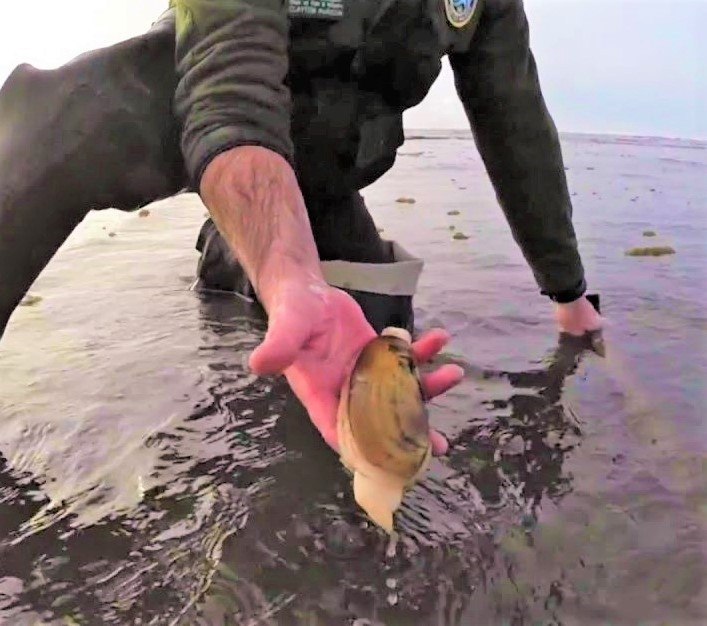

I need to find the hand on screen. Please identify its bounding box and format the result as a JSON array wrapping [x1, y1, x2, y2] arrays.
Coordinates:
[[554, 295, 603, 336], [248, 279, 463, 454]]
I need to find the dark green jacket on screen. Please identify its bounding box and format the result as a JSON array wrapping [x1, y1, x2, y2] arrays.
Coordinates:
[[171, 0, 586, 302]]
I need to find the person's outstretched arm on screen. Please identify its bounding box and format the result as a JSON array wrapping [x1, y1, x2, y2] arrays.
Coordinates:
[[449, 0, 601, 334], [172, 0, 463, 451]]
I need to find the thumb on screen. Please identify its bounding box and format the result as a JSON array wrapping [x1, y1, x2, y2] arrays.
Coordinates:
[[249, 309, 311, 375]]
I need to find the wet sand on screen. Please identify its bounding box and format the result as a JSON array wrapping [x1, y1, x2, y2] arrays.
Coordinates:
[[1, 132, 705, 625]]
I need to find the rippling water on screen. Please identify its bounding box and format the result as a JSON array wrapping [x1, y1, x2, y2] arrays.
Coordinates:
[[1, 133, 705, 625]]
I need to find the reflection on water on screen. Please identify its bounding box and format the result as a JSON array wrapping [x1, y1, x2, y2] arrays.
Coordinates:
[[2, 294, 703, 625], [1, 135, 705, 624]]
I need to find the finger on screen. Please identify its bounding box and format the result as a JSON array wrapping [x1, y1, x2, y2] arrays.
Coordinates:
[[411, 328, 451, 363], [430, 429, 448, 456], [249, 314, 310, 376], [421, 364, 464, 399]]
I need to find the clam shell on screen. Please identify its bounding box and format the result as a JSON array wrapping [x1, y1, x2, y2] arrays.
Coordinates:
[[337, 327, 432, 532]]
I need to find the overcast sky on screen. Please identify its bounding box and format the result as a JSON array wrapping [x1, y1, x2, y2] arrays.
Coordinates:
[[0, 0, 704, 139]]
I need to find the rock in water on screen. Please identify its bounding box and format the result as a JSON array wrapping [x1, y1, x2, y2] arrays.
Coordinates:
[[19, 293, 42, 307], [337, 327, 431, 533], [625, 246, 675, 257]]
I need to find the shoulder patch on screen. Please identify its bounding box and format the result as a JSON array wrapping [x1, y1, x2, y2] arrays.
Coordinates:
[[443, 0, 478, 28]]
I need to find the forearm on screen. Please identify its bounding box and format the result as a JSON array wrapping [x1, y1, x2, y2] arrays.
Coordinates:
[[200, 146, 325, 312], [468, 85, 585, 299], [451, 0, 586, 301], [171, 0, 318, 309]]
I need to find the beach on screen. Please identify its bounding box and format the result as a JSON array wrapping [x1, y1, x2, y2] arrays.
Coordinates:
[[1, 131, 705, 625]]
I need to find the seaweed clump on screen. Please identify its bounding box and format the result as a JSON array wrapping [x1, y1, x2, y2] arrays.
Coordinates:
[[19, 293, 42, 307], [625, 246, 675, 257]]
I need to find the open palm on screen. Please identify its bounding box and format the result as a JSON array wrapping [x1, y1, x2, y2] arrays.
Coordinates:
[[248, 283, 462, 453]]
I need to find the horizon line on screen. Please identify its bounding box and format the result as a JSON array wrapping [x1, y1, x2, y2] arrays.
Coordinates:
[[403, 127, 707, 143]]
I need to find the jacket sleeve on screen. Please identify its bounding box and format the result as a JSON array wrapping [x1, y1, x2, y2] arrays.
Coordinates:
[[449, 0, 586, 302], [171, 0, 294, 190]]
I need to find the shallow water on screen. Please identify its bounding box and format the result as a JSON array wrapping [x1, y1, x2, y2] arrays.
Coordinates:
[[1, 133, 706, 625]]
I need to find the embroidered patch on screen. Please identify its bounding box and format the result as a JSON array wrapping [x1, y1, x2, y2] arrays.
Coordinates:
[[444, 0, 477, 28], [289, 0, 344, 20]]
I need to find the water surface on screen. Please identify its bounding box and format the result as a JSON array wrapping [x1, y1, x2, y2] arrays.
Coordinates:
[[1, 133, 705, 625]]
